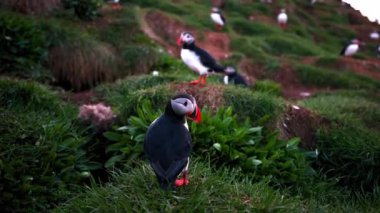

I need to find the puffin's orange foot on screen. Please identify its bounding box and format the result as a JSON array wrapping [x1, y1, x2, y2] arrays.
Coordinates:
[[190, 79, 201, 85], [175, 178, 189, 187]]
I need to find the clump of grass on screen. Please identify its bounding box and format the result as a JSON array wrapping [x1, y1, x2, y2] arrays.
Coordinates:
[[231, 18, 279, 36], [223, 86, 284, 125], [0, 78, 58, 111], [300, 92, 380, 192], [54, 161, 304, 212], [264, 35, 324, 56], [253, 80, 282, 96], [119, 45, 159, 76], [47, 40, 117, 91], [295, 64, 380, 90]]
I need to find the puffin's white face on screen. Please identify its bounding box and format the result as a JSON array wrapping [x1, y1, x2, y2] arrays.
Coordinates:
[[177, 32, 195, 46], [211, 7, 219, 13], [170, 95, 201, 123], [224, 66, 236, 74], [351, 39, 360, 45], [171, 97, 195, 116]]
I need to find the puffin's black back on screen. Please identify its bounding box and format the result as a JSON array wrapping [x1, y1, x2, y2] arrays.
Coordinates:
[[144, 113, 191, 188], [230, 73, 248, 86], [183, 42, 225, 73]]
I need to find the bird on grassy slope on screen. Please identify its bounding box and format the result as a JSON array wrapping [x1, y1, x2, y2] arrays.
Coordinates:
[[144, 94, 201, 189], [222, 66, 248, 87], [177, 32, 225, 85], [340, 39, 362, 56], [210, 7, 226, 31], [277, 9, 288, 29]]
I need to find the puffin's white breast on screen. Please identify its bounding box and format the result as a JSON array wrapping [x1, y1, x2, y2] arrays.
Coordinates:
[[344, 44, 359, 56], [223, 75, 229, 85], [277, 13, 288, 23], [211, 13, 224, 26], [180, 49, 209, 75]]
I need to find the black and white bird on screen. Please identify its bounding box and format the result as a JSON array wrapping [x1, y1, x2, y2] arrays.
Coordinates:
[[377, 45, 380, 58], [370, 31, 379, 40], [277, 9, 288, 29], [222, 66, 248, 87], [177, 32, 225, 85], [144, 94, 201, 189], [210, 7, 226, 31], [340, 39, 362, 56]]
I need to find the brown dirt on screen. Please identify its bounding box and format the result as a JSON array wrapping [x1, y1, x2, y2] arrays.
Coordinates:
[[142, 10, 230, 60], [278, 105, 330, 150], [61, 90, 103, 106], [171, 83, 225, 112], [337, 57, 380, 81], [240, 58, 326, 99]]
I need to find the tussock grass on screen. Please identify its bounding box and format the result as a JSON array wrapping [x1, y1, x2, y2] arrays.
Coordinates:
[[48, 40, 117, 91], [300, 92, 380, 192], [54, 161, 304, 212], [0, 78, 58, 111], [296, 64, 380, 90], [224, 86, 284, 124]]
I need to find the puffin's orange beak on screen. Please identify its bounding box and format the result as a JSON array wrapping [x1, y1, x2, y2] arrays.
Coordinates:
[[188, 105, 201, 123], [177, 36, 182, 46]]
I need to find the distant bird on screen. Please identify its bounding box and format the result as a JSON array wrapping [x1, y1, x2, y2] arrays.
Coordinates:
[[210, 7, 226, 31], [222, 66, 248, 87], [261, 0, 272, 3], [277, 9, 288, 29], [369, 31, 379, 40], [144, 94, 201, 189], [177, 32, 225, 85], [377, 45, 380, 58], [340, 39, 362, 56]]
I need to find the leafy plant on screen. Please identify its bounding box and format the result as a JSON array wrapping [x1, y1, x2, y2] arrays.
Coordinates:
[[0, 79, 102, 211], [0, 12, 48, 72], [104, 100, 314, 186]]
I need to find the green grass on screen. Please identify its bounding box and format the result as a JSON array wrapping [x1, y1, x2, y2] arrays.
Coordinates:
[[54, 160, 380, 212], [296, 64, 380, 90], [53, 161, 304, 212], [300, 92, 380, 192], [223, 86, 284, 125]]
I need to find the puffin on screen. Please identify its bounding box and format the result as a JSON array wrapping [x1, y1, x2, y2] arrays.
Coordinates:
[[177, 32, 225, 85], [340, 39, 362, 56], [370, 31, 379, 40], [210, 7, 226, 31], [277, 9, 288, 29], [377, 45, 380, 58], [222, 66, 248, 87], [144, 94, 201, 189]]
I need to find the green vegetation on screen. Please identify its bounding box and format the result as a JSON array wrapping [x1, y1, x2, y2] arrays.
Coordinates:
[[1, 0, 380, 211], [300, 92, 380, 192], [296, 64, 380, 90], [0, 79, 99, 211]]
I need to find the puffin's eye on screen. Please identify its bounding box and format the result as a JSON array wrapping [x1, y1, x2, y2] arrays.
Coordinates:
[[183, 101, 188, 106]]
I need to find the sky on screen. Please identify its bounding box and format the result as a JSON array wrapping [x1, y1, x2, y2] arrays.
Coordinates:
[[343, 0, 380, 24]]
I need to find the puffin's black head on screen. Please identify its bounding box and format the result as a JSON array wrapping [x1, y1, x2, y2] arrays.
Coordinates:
[[166, 94, 201, 123], [177, 32, 195, 46]]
